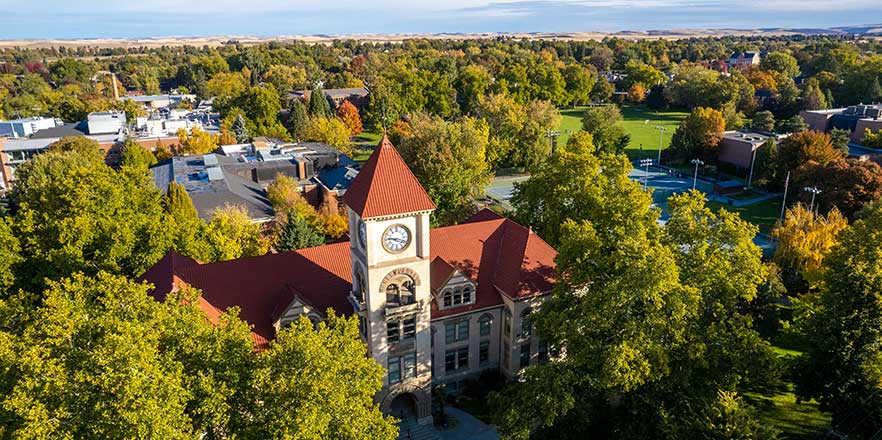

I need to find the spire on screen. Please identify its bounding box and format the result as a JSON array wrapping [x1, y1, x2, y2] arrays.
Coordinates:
[[343, 136, 436, 219]]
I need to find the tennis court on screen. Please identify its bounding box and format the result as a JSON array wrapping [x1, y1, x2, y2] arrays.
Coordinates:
[[485, 176, 530, 210], [628, 165, 713, 218]]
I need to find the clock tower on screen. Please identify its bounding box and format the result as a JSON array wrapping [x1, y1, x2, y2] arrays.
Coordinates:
[[343, 135, 436, 424]]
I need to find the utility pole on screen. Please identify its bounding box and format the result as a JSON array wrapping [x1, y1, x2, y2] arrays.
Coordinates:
[[690, 158, 704, 190], [780, 171, 790, 221]]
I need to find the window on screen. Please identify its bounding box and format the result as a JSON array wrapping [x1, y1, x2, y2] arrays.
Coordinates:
[[388, 317, 416, 344], [520, 344, 531, 368], [502, 342, 510, 369], [354, 266, 366, 301], [386, 284, 400, 305], [521, 309, 533, 337], [444, 319, 469, 344], [386, 277, 416, 306], [479, 341, 490, 366], [359, 315, 367, 338], [445, 347, 469, 372], [387, 320, 400, 344], [503, 308, 512, 336], [441, 284, 475, 308], [479, 314, 492, 336], [403, 317, 416, 340], [389, 356, 402, 383], [538, 339, 549, 364], [403, 352, 416, 379]]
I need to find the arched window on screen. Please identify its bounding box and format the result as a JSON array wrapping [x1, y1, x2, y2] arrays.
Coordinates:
[[400, 279, 415, 305], [354, 266, 366, 301], [521, 308, 533, 337], [479, 313, 492, 336], [385, 275, 416, 307], [386, 284, 400, 305], [440, 284, 475, 309]]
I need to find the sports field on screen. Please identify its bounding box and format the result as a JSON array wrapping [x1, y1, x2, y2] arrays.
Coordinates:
[[558, 105, 688, 160]]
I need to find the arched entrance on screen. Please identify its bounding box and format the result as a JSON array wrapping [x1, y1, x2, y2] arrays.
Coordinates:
[[389, 393, 418, 420], [380, 385, 433, 425]]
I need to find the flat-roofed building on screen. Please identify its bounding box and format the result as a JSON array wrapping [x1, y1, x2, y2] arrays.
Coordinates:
[[801, 104, 882, 144], [718, 130, 775, 169]]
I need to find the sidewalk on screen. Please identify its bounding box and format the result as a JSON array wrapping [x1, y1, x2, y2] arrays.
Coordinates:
[[438, 406, 499, 440]]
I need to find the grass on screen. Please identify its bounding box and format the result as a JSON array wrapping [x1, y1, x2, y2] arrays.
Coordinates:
[[557, 105, 688, 160], [745, 391, 830, 439], [707, 197, 783, 234], [351, 131, 383, 162]]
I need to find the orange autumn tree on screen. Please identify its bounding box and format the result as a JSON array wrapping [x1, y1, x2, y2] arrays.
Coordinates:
[[336, 100, 363, 136]]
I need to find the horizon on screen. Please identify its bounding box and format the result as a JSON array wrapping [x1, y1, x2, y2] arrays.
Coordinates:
[[0, 0, 879, 40]]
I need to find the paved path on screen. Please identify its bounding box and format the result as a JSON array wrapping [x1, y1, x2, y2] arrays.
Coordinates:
[[438, 406, 499, 440]]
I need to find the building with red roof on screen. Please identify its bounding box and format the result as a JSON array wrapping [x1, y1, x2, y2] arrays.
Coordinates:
[[141, 135, 557, 425]]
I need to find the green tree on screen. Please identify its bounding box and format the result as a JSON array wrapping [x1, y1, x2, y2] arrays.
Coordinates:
[[396, 113, 492, 225], [752, 110, 776, 132], [801, 79, 828, 110], [622, 60, 666, 90], [830, 128, 851, 154], [668, 106, 725, 160], [232, 114, 250, 143], [47, 136, 105, 163], [248, 314, 398, 440], [162, 182, 206, 259], [285, 99, 309, 140], [199, 205, 269, 262], [562, 64, 595, 106], [795, 201, 882, 439], [581, 105, 629, 154], [0, 218, 21, 295], [276, 214, 325, 252], [307, 84, 332, 118], [590, 76, 614, 103], [302, 117, 353, 156], [119, 139, 157, 171], [777, 114, 808, 134], [11, 150, 170, 289], [762, 51, 800, 78], [862, 128, 882, 149], [512, 139, 655, 247], [455, 65, 492, 114]]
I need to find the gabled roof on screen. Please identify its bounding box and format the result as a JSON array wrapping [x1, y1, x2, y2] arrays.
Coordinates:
[[141, 209, 556, 348], [343, 135, 436, 219]]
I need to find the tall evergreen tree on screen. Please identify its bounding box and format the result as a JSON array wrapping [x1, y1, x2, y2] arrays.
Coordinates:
[[285, 99, 308, 140], [276, 215, 325, 252], [307, 85, 332, 118], [232, 115, 250, 143]]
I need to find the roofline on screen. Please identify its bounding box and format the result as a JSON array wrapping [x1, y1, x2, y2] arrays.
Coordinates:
[[358, 209, 435, 222]]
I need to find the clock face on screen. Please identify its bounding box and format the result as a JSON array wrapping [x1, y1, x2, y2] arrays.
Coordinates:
[[382, 225, 411, 252], [357, 220, 367, 249]]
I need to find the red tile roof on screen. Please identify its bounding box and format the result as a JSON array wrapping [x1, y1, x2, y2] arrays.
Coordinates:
[[142, 210, 556, 348], [343, 135, 436, 219]]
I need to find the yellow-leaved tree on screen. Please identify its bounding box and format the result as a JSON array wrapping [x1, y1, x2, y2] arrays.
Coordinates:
[[771, 203, 848, 288]]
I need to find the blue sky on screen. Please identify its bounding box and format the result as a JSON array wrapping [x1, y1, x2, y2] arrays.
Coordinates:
[[0, 0, 879, 39]]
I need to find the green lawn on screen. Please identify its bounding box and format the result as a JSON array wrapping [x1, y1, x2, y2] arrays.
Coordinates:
[[558, 105, 688, 160], [707, 197, 783, 234], [746, 391, 830, 439], [352, 131, 383, 162]]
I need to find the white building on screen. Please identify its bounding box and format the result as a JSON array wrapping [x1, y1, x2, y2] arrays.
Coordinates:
[[0, 117, 61, 139]]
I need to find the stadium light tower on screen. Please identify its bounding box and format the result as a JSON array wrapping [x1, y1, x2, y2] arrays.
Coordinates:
[[803, 186, 822, 213], [654, 126, 667, 165], [690, 158, 704, 191], [640, 158, 653, 191]]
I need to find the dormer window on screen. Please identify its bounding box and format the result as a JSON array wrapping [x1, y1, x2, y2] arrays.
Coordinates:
[[441, 284, 475, 308]]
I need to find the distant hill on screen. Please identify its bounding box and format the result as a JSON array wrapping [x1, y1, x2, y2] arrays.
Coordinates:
[[0, 24, 879, 49]]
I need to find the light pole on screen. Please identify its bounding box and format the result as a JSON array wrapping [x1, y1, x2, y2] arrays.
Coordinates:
[[546, 130, 560, 155], [654, 126, 666, 165], [640, 158, 653, 191], [691, 158, 704, 191], [803, 186, 822, 214]]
